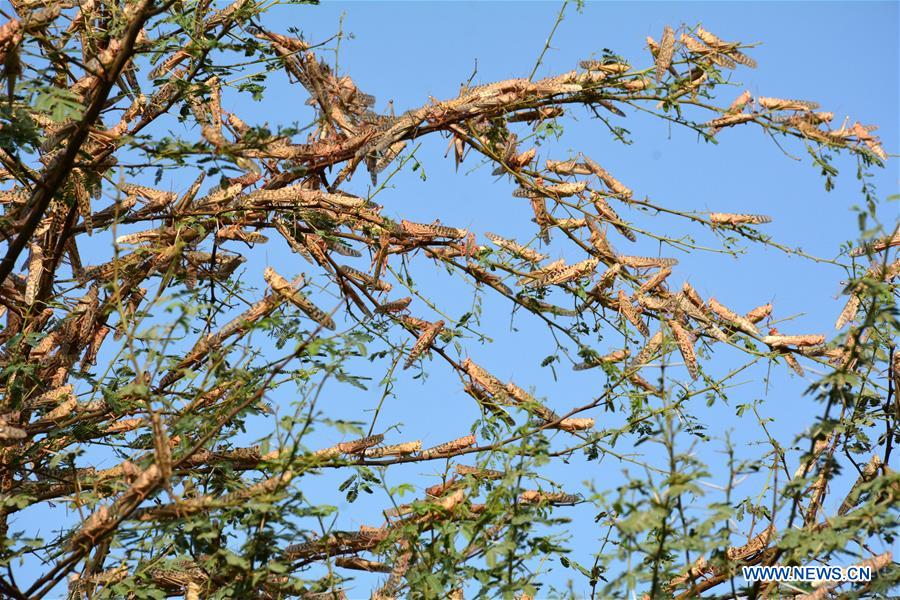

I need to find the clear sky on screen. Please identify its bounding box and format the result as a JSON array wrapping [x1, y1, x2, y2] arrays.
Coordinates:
[[227, 1, 899, 595], [9, 1, 899, 597]]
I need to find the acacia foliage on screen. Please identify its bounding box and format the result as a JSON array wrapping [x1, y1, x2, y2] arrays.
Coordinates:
[[0, 1, 896, 599]]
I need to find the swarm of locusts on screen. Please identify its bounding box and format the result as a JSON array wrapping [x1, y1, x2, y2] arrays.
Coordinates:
[[0, 2, 895, 598]]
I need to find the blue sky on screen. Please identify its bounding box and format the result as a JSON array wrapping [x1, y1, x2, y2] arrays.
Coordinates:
[[223, 1, 898, 595], [8, 1, 898, 597]]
